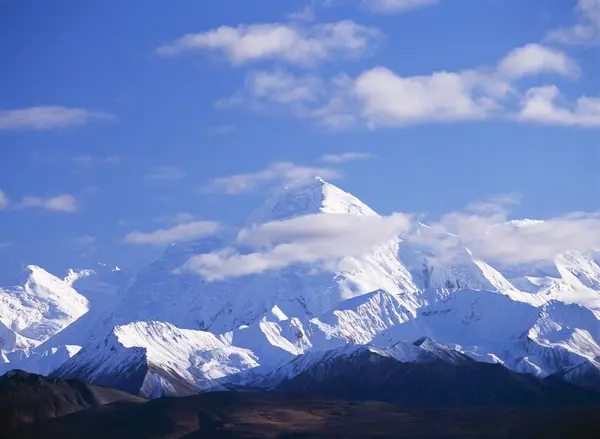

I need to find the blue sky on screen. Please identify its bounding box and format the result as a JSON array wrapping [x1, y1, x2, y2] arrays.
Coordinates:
[[0, 0, 599, 279]]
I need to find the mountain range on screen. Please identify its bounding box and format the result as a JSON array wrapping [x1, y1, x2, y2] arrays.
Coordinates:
[[1, 178, 599, 402]]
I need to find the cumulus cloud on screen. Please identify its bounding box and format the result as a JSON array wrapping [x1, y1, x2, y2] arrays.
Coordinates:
[[352, 67, 496, 127], [156, 20, 381, 66], [123, 220, 220, 246], [546, 0, 600, 45], [181, 212, 413, 280], [363, 0, 438, 13], [320, 152, 374, 163], [0, 106, 113, 131], [518, 85, 600, 127], [178, 185, 600, 281], [0, 190, 8, 210], [202, 161, 341, 194], [145, 166, 187, 182], [220, 67, 499, 128], [409, 198, 600, 265], [219, 43, 593, 129], [19, 194, 77, 213], [497, 44, 579, 79]]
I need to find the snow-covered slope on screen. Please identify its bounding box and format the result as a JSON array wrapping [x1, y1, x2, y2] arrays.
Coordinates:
[[0, 266, 89, 348], [399, 223, 600, 311], [102, 178, 417, 335], [0, 345, 81, 376], [53, 321, 259, 397], [63, 263, 127, 305]]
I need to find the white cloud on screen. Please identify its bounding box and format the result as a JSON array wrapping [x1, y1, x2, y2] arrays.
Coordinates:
[[409, 198, 600, 265], [179, 187, 600, 280], [216, 70, 330, 121], [0, 241, 12, 249], [145, 166, 186, 182], [518, 85, 600, 127], [0, 106, 113, 131], [202, 161, 341, 194], [222, 67, 501, 128], [246, 70, 324, 104], [363, 0, 438, 13], [320, 152, 374, 163], [72, 235, 96, 248], [123, 221, 220, 246], [547, 0, 600, 45], [0, 189, 8, 210], [19, 194, 77, 213], [497, 44, 579, 79], [219, 41, 595, 130], [157, 20, 381, 66], [181, 212, 413, 280], [352, 67, 495, 127]]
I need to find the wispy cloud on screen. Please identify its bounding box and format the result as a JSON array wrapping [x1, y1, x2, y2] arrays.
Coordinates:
[[0, 241, 12, 249], [216, 69, 326, 113], [72, 235, 96, 248], [0, 106, 113, 131], [72, 155, 121, 166], [546, 0, 600, 46], [153, 212, 197, 225], [123, 221, 220, 246], [362, 0, 439, 14], [145, 166, 187, 182], [201, 161, 341, 194], [518, 85, 600, 127], [18, 194, 77, 213], [0, 189, 8, 210], [181, 213, 413, 280], [209, 125, 236, 135], [320, 152, 374, 163], [181, 191, 600, 281], [157, 20, 381, 67], [287, 3, 316, 22]]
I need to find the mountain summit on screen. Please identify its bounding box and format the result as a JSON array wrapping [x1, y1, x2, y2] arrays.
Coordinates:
[[247, 177, 377, 224]]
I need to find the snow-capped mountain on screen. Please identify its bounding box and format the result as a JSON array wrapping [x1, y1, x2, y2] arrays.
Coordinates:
[[53, 320, 259, 397], [63, 263, 127, 305], [100, 178, 417, 335], [0, 345, 81, 377], [0, 266, 89, 350], [250, 337, 598, 407], [2, 179, 600, 400]]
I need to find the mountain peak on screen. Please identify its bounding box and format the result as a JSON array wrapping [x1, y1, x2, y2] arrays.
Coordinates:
[[3, 265, 60, 288], [247, 179, 377, 224]]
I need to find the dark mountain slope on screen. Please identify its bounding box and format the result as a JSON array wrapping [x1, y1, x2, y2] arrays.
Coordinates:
[[0, 369, 144, 431], [266, 347, 600, 407], [9, 391, 600, 439]]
